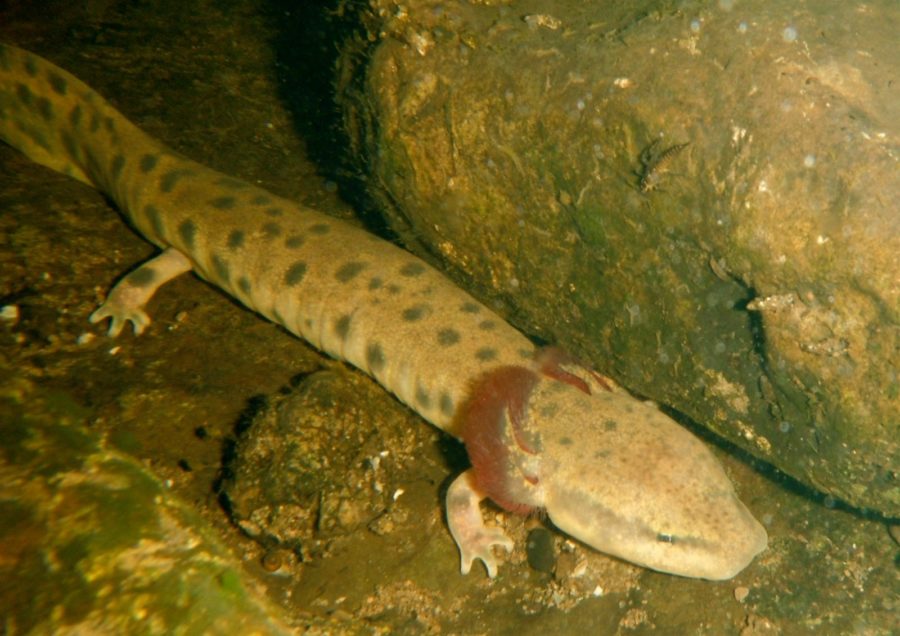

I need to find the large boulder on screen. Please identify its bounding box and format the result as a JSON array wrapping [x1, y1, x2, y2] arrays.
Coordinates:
[[336, 0, 898, 514]]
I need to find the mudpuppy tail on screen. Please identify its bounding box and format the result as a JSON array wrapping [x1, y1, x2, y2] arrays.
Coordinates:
[[0, 43, 165, 200]]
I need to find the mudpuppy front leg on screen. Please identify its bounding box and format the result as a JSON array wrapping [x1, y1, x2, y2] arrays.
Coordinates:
[[89, 247, 193, 336], [446, 469, 514, 578], [449, 364, 547, 577]]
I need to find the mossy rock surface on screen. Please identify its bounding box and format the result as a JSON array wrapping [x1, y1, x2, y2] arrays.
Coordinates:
[[0, 376, 297, 635]]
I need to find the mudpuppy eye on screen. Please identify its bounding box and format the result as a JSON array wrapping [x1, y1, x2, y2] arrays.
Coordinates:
[[657, 532, 676, 544]]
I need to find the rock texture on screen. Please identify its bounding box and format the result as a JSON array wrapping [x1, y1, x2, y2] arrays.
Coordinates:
[[336, 0, 899, 515]]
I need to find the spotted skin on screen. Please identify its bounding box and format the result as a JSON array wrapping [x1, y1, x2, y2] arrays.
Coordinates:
[[0, 43, 767, 580]]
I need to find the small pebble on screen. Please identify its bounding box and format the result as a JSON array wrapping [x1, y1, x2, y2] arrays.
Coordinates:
[[261, 550, 284, 572], [734, 586, 750, 602], [526, 526, 556, 573], [0, 304, 19, 323], [77, 332, 95, 345]]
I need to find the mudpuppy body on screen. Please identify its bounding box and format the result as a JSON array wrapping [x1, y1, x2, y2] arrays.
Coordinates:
[[0, 43, 767, 580]]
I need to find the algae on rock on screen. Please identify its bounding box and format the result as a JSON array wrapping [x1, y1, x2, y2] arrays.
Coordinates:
[[0, 377, 296, 635]]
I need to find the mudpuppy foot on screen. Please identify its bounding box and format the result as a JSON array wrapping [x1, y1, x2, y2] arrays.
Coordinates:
[[89, 300, 151, 337], [89, 246, 193, 336], [446, 469, 515, 578]]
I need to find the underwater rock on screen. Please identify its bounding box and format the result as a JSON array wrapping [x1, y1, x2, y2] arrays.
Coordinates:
[[0, 376, 296, 635], [221, 368, 436, 558], [336, 0, 899, 515]]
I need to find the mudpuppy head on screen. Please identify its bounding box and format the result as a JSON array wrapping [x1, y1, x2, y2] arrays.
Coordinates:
[[530, 378, 768, 580], [458, 358, 768, 579]]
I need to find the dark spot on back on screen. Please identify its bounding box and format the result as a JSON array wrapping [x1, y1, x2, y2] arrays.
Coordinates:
[[265, 207, 283, 217], [475, 347, 497, 361], [252, 194, 272, 205], [104, 117, 115, 134], [368, 277, 383, 290], [160, 170, 185, 193], [212, 254, 230, 282], [334, 314, 352, 339], [366, 343, 386, 372], [47, 71, 67, 95], [461, 302, 480, 314], [285, 235, 304, 249], [416, 385, 431, 409], [558, 436, 573, 446], [178, 220, 196, 250], [262, 222, 282, 238], [36, 96, 53, 121], [140, 154, 158, 173], [437, 328, 460, 346], [238, 276, 252, 295], [83, 147, 103, 183], [145, 205, 164, 238], [110, 154, 125, 179], [227, 230, 245, 249], [400, 262, 427, 277], [440, 393, 454, 417], [604, 420, 617, 432], [68, 105, 82, 128], [387, 284, 401, 294], [15, 83, 32, 106], [335, 261, 366, 282], [89, 113, 100, 133], [479, 319, 497, 331], [402, 304, 431, 322], [25, 128, 50, 152], [211, 196, 236, 210], [309, 223, 330, 235], [284, 262, 308, 286], [60, 131, 79, 159]]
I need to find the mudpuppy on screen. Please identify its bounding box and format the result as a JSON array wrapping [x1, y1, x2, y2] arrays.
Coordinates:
[[0, 43, 767, 580]]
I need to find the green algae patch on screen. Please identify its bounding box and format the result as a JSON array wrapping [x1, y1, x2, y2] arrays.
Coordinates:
[[0, 377, 295, 635]]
